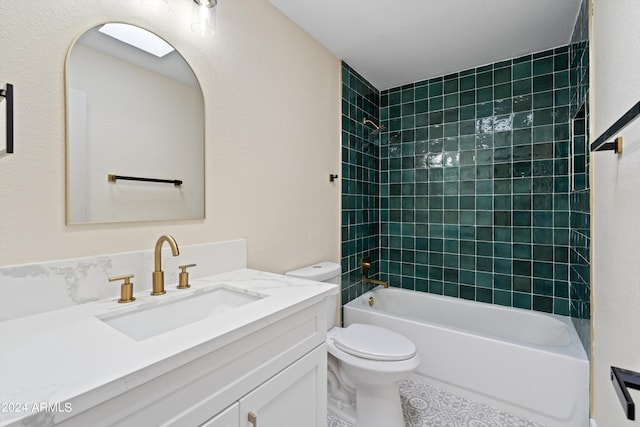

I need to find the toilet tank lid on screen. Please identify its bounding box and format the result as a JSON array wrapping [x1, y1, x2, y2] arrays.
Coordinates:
[[285, 261, 341, 282]]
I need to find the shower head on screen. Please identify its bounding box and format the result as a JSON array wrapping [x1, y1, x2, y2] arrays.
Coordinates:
[[363, 118, 386, 137]]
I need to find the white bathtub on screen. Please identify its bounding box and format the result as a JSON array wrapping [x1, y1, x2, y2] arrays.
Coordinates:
[[344, 287, 589, 427]]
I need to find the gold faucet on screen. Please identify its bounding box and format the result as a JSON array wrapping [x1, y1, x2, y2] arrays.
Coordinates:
[[151, 235, 180, 295], [361, 257, 389, 288]]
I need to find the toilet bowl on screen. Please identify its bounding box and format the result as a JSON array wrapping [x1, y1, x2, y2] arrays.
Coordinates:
[[286, 262, 419, 427], [327, 323, 420, 426]]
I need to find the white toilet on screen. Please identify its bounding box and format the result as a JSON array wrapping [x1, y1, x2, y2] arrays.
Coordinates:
[[286, 262, 419, 427]]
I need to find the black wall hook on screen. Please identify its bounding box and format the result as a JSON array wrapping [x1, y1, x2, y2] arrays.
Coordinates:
[[0, 83, 13, 155]]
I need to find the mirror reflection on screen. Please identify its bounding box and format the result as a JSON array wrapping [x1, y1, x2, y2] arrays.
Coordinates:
[[66, 23, 205, 224]]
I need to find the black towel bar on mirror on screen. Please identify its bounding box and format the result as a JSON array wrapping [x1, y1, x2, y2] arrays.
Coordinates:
[[611, 366, 640, 420], [107, 174, 183, 187], [0, 83, 14, 156], [591, 101, 640, 152]]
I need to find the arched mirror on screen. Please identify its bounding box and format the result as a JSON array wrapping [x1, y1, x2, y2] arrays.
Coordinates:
[[65, 23, 205, 224]]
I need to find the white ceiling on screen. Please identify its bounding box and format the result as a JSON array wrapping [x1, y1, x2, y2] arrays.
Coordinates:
[[268, 0, 582, 90]]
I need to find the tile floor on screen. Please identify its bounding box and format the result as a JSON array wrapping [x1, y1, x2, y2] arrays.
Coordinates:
[[327, 378, 546, 427]]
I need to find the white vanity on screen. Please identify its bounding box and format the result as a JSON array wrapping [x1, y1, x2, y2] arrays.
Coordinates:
[[0, 240, 337, 426]]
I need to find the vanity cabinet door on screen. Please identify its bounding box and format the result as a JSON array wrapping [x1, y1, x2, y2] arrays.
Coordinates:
[[239, 345, 326, 427], [200, 402, 239, 427]]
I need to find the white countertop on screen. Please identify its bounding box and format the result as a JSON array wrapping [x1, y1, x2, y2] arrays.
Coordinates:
[[0, 268, 337, 426]]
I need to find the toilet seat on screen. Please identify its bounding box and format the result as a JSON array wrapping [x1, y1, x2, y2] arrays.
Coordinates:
[[332, 324, 416, 361]]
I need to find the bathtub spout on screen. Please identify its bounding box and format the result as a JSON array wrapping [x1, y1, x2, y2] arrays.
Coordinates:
[[361, 257, 389, 288], [363, 276, 389, 288]]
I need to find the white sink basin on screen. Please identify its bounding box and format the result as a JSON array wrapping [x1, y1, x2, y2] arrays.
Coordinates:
[[97, 286, 264, 341]]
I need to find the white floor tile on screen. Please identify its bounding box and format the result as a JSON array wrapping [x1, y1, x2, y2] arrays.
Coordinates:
[[327, 378, 546, 427]]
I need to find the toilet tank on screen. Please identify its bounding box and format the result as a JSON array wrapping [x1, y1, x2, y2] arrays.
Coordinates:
[[285, 262, 341, 330]]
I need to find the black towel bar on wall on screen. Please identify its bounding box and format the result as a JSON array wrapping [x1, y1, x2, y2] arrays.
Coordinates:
[[591, 101, 640, 153], [0, 83, 14, 156], [107, 174, 183, 187], [611, 366, 640, 420]]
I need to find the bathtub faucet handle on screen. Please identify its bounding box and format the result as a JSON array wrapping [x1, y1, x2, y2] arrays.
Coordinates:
[[361, 257, 372, 274]]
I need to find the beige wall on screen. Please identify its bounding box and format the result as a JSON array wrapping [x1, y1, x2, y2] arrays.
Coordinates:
[[591, 0, 640, 424], [0, 0, 341, 273]]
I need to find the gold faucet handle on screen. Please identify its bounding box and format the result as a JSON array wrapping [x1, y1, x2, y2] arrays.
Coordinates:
[[361, 257, 372, 275], [177, 264, 196, 289], [109, 274, 136, 303]]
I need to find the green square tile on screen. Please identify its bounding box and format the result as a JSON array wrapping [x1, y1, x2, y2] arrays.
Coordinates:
[[533, 57, 554, 76], [494, 67, 512, 84], [415, 85, 429, 100], [477, 101, 493, 118], [494, 98, 512, 115], [513, 211, 531, 226], [476, 288, 493, 303], [402, 87, 415, 102], [513, 95, 532, 112], [477, 87, 493, 102], [430, 96, 443, 111], [460, 75, 475, 91], [477, 71, 493, 88], [444, 94, 458, 108], [533, 91, 554, 108], [476, 210, 493, 225], [460, 196, 475, 209], [533, 75, 553, 92], [555, 70, 569, 88], [513, 128, 532, 145], [513, 62, 532, 79], [555, 88, 570, 105], [494, 132, 512, 147], [513, 244, 532, 259], [494, 195, 511, 210], [415, 99, 429, 113], [460, 90, 476, 106], [444, 77, 459, 94], [553, 299, 570, 316], [389, 90, 402, 105], [513, 292, 532, 309], [533, 295, 553, 313], [494, 289, 512, 306], [429, 80, 443, 97], [477, 272, 493, 287], [494, 83, 511, 100], [513, 228, 532, 243]]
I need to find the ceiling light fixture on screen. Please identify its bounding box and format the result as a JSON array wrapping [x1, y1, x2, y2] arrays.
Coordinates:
[[98, 23, 174, 58], [191, 0, 216, 36], [194, 0, 216, 7]]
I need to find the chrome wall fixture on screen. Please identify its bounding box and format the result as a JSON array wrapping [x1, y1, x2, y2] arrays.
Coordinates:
[[0, 83, 14, 156]]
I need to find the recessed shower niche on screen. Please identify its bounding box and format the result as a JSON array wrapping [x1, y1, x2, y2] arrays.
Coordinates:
[[571, 102, 589, 191], [65, 23, 205, 224]]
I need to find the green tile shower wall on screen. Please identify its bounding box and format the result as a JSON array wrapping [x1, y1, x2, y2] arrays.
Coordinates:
[[377, 46, 572, 315], [342, 39, 589, 326], [569, 0, 591, 352], [341, 63, 380, 305]]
